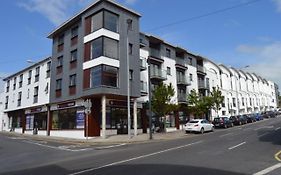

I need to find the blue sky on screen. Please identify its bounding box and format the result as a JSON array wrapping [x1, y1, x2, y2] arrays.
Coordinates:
[[1, 0, 281, 91]]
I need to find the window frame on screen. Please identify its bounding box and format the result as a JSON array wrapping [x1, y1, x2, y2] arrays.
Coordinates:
[[70, 49, 78, 62], [71, 26, 78, 38], [69, 74, 76, 87], [56, 79, 62, 91], [91, 36, 119, 60], [33, 86, 39, 103], [91, 10, 119, 33]]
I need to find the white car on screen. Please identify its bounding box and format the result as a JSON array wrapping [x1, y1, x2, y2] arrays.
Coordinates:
[[184, 119, 214, 134]]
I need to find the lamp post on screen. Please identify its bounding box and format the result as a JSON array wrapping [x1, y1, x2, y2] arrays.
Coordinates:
[[127, 19, 132, 139], [147, 58, 153, 140]]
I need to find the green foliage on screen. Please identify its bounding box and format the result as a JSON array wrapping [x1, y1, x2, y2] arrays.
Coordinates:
[[210, 86, 224, 117], [151, 83, 175, 117]]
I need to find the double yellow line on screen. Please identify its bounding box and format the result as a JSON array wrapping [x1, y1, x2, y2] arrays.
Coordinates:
[[275, 151, 281, 162]]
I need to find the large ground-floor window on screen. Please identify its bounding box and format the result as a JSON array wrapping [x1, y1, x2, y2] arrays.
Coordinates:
[[52, 108, 85, 130], [11, 116, 22, 128], [26, 112, 47, 130]]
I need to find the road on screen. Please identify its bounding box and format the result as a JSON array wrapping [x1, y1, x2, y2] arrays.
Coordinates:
[[1, 116, 281, 175]]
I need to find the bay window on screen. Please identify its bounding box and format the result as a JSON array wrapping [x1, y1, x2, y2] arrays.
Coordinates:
[[91, 65, 118, 88], [91, 37, 118, 60]]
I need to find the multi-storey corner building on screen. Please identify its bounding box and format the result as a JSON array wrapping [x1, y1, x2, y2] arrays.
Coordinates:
[[47, 0, 141, 138], [1, 57, 51, 135], [0, 0, 279, 138]]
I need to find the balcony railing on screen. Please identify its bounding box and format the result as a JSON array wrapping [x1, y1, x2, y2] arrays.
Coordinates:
[[178, 93, 187, 103], [140, 57, 147, 70], [150, 68, 167, 80], [197, 65, 206, 74], [198, 80, 209, 89], [176, 57, 185, 66], [177, 76, 190, 85], [150, 48, 161, 59], [140, 35, 147, 47], [140, 81, 148, 93]]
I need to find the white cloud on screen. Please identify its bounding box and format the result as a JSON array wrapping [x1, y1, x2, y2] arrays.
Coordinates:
[[273, 0, 281, 12], [236, 42, 281, 88]]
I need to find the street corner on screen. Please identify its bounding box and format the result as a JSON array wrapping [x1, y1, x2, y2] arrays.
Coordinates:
[[275, 151, 281, 162]]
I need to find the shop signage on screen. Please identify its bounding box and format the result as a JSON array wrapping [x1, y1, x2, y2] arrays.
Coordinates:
[[76, 111, 85, 129], [57, 102, 76, 109], [109, 100, 133, 107], [30, 107, 42, 113]]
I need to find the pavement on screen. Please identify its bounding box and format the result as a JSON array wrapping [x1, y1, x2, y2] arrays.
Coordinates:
[[1, 116, 281, 175]]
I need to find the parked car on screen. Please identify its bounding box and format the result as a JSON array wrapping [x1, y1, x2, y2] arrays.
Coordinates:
[[213, 117, 233, 128], [230, 115, 242, 125], [254, 113, 263, 121], [261, 111, 269, 119], [184, 119, 214, 134], [267, 111, 276, 118], [239, 115, 248, 125], [246, 114, 256, 123]]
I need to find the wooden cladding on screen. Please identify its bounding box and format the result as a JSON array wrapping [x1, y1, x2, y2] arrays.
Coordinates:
[[85, 17, 92, 36], [83, 69, 90, 89], [84, 42, 91, 62]]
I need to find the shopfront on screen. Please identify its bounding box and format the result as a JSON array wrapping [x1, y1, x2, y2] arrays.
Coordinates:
[[25, 106, 48, 136]]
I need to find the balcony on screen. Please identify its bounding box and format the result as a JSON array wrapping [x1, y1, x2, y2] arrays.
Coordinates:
[[140, 34, 147, 48], [197, 65, 206, 75], [176, 57, 185, 66], [140, 57, 147, 71], [140, 81, 148, 94], [150, 48, 161, 59], [178, 93, 187, 103], [150, 68, 167, 81], [177, 76, 190, 86]]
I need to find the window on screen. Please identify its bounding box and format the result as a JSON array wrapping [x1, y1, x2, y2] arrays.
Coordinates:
[[188, 57, 192, 65], [91, 10, 119, 33], [69, 74, 76, 87], [57, 56, 63, 67], [17, 92, 22, 107], [189, 74, 193, 81], [19, 74, 23, 88], [56, 79, 62, 90], [35, 67, 40, 82], [242, 97, 245, 106], [222, 111, 226, 115], [34, 86, 39, 103], [91, 65, 118, 88], [58, 34, 64, 45], [129, 70, 133, 80], [71, 26, 78, 38], [129, 43, 133, 55], [6, 80, 10, 92], [27, 89, 30, 99], [166, 48, 171, 58], [28, 70, 32, 84], [91, 37, 119, 60], [104, 11, 118, 32], [52, 108, 82, 129], [167, 67, 171, 75], [232, 98, 236, 107], [46, 61, 51, 78], [5, 96, 8, 109], [13, 77, 16, 90], [70, 50, 78, 62], [222, 96, 225, 107]]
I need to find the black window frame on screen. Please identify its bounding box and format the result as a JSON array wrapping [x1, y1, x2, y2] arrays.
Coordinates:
[[71, 26, 78, 38], [28, 70, 32, 84], [70, 49, 78, 62], [17, 91, 22, 107], [69, 74, 76, 87], [57, 56, 63, 67], [5, 96, 8, 109], [166, 48, 171, 58], [46, 61, 51, 78], [35, 66, 40, 82], [6, 80, 10, 92], [13, 77, 16, 90], [34, 86, 39, 104], [56, 79, 62, 90], [19, 74, 23, 88]]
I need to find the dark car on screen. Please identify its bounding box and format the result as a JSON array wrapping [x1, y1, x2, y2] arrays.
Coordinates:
[[230, 115, 241, 125], [246, 114, 256, 123], [254, 113, 263, 121], [239, 115, 248, 125], [213, 117, 233, 128], [261, 111, 269, 119], [267, 111, 276, 118]]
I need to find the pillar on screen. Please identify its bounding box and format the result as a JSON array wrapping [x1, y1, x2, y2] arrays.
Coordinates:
[[46, 105, 51, 136], [101, 95, 106, 139], [134, 99, 138, 136]]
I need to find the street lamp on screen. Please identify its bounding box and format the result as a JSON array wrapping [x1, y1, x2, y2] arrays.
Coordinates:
[[147, 58, 153, 140], [127, 19, 133, 139], [27, 60, 35, 64]]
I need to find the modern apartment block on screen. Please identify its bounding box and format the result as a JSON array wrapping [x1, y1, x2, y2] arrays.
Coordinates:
[[1, 57, 51, 135], [0, 0, 279, 138]]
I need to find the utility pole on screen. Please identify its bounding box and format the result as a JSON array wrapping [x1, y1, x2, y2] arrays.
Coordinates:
[[127, 19, 132, 139]]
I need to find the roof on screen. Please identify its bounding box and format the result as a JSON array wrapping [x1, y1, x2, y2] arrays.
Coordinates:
[[218, 64, 233, 76], [3, 57, 51, 81], [47, 0, 141, 38]]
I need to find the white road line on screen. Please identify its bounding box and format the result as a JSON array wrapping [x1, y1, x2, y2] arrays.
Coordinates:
[[219, 133, 233, 138], [253, 163, 281, 175], [259, 132, 269, 137], [69, 141, 203, 175], [228, 142, 246, 150], [275, 127, 281, 131], [22, 140, 93, 152], [254, 126, 274, 131], [96, 143, 127, 149]]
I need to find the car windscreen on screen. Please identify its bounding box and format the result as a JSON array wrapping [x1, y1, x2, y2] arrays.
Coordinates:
[[214, 118, 221, 122], [189, 121, 199, 123]]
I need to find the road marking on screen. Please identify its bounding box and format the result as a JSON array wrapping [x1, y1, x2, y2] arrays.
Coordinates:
[[219, 133, 233, 138], [253, 163, 281, 175], [23, 140, 93, 152], [275, 127, 281, 131], [254, 126, 274, 131], [96, 143, 127, 149], [259, 132, 269, 137], [69, 141, 203, 175], [275, 151, 281, 162], [228, 142, 246, 150]]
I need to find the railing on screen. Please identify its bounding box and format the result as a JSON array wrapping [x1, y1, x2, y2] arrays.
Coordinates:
[[140, 35, 147, 46], [198, 80, 206, 89], [150, 67, 167, 80], [178, 93, 187, 102], [176, 57, 185, 66], [150, 48, 161, 58], [177, 76, 190, 85], [197, 65, 206, 73], [140, 81, 148, 93]]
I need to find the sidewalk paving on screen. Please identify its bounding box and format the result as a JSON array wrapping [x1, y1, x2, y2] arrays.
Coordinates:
[[1, 130, 192, 146]]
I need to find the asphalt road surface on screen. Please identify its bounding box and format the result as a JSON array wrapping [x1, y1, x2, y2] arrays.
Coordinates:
[[1, 116, 281, 175]]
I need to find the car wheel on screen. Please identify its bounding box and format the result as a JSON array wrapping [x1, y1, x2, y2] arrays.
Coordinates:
[[200, 128, 204, 134], [211, 127, 214, 132], [185, 131, 189, 134], [231, 123, 234, 127], [224, 124, 227, 129], [239, 121, 242, 125]]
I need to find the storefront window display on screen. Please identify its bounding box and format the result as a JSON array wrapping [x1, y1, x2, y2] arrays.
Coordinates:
[[52, 108, 84, 130]]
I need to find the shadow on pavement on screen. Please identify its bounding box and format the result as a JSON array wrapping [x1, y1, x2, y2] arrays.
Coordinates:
[[258, 128, 281, 145], [4, 164, 247, 175]]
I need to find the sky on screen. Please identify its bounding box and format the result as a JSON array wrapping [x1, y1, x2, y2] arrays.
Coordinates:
[[1, 0, 281, 92]]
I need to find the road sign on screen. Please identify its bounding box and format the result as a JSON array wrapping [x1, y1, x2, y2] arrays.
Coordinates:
[[84, 99, 92, 114]]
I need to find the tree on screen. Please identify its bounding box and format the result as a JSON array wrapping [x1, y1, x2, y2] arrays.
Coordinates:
[[187, 90, 213, 119], [210, 87, 224, 118], [151, 83, 175, 132]]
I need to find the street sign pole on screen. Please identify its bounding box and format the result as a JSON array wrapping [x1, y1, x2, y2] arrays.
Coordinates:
[[84, 99, 92, 140]]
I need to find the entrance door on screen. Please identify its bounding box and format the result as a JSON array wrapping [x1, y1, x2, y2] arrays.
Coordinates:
[[86, 98, 101, 137]]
